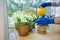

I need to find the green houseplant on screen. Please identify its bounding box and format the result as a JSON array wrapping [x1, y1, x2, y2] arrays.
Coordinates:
[[15, 18, 30, 36], [12, 11, 37, 36], [25, 10, 37, 32], [12, 11, 30, 36]]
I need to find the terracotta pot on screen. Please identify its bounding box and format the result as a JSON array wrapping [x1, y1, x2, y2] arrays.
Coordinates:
[[38, 26, 47, 34], [17, 25, 29, 36]]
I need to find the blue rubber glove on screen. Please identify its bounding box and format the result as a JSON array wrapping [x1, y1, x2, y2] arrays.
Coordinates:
[[36, 17, 49, 26], [41, 2, 51, 8], [48, 18, 54, 24], [36, 17, 54, 26]]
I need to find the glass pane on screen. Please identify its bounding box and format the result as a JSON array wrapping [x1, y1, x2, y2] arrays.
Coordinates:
[[55, 7, 60, 17]]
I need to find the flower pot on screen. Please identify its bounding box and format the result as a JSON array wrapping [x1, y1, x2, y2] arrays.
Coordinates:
[[17, 25, 29, 36], [38, 26, 47, 34]]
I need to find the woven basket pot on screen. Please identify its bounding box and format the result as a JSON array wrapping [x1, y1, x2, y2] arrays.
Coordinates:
[[38, 26, 47, 34], [17, 25, 29, 36]]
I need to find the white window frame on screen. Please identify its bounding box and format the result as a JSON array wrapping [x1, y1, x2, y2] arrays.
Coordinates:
[[0, 0, 8, 40]]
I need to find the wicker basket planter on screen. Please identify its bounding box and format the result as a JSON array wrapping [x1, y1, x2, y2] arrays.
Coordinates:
[[38, 26, 47, 34], [17, 25, 29, 36]]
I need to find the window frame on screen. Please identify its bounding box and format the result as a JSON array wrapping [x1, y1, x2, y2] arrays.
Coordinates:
[[0, 0, 8, 40]]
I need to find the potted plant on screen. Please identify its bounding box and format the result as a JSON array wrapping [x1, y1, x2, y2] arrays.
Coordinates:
[[25, 11, 37, 32], [36, 17, 47, 34], [26, 17, 37, 32], [15, 18, 29, 36], [12, 11, 30, 36], [13, 11, 37, 36]]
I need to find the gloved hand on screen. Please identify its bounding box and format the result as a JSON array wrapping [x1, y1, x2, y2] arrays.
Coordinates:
[[41, 2, 51, 8], [36, 17, 54, 26]]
